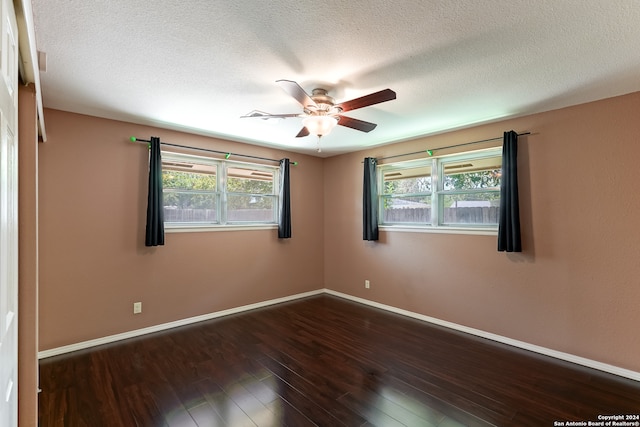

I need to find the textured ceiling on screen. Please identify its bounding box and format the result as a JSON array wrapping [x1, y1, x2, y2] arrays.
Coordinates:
[[31, 0, 640, 156]]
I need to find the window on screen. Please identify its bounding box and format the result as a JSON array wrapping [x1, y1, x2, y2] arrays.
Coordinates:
[[379, 148, 502, 230], [162, 151, 279, 229]]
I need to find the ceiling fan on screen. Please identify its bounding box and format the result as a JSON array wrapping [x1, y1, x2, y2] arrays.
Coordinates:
[[241, 80, 396, 140]]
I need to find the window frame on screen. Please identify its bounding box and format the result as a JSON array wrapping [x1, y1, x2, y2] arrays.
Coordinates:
[[378, 147, 502, 234], [161, 151, 280, 232]]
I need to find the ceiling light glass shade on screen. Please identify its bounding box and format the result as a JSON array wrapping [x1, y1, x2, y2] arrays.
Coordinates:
[[302, 115, 338, 136]]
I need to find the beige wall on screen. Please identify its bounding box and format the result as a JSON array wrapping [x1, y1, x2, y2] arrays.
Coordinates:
[[38, 92, 640, 374], [38, 109, 324, 349], [18, 84, 38, 427], [324, 91, 640, 373]]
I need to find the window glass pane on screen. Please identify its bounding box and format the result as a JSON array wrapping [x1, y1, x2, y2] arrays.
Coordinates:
[[442, 156, 501, 191], [162, 164, 217, 190], [383, 165, 431, 194], [162, 160, 218, 223], [163, 192, 218, 223], [382, 195, 432, 224], [442, 193, 500, 224], [227, 195, 275, 222], [227, 167, 274, 194]]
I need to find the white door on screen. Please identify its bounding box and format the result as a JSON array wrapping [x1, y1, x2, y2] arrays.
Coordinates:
[[0, 0, 19, 424]]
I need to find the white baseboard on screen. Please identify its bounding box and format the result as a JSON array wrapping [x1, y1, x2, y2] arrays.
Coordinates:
[[37, 289, 324, 359], [38, 288, 640, 382], [325, 289, 640, 382]]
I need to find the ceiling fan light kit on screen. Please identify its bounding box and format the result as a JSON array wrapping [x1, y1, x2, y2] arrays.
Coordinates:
[[241, 80, 396, 143], [302, 115, 338, 136]]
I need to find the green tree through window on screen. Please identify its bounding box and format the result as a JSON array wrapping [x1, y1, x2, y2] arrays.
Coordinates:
[[163, 170, 217, 209]]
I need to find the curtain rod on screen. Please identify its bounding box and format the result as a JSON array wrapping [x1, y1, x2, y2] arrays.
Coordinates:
[[375, 132, 531, 162], [130, 137, 298, 165]]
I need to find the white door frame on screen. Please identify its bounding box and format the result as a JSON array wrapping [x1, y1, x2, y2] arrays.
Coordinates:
[[0, 0, 19, 424]]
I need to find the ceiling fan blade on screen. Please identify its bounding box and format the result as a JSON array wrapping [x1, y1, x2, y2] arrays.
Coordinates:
[[240, 111, 301, 119], [336, 88, 396, 112], [337, 115, 378, 132], [295, 127, 310, 138], [276, 80, 318, 110]]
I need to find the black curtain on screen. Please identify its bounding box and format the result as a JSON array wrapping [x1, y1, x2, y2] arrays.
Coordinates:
[[498, 130, 521, 252], [145, 137, 165, 246], [363, 157, 379, 241], [278, 158, 292, 239]]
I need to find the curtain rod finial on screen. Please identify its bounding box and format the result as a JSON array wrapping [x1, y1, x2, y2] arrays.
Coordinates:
[[291, 161, 298, 166], [130, 136, 137, 142]]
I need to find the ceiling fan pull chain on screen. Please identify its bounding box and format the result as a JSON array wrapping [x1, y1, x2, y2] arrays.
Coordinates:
[[316, 135, 322, 153]]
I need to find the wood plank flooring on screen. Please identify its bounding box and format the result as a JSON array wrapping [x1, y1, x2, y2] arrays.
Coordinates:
[[38, 295, 640, 426]]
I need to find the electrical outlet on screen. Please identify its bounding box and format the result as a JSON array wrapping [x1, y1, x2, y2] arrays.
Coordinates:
[[365, 280, 370, 289], [133, 302, 142, 314]]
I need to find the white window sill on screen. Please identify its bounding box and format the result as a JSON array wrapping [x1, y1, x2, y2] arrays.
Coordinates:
[[379, 225, 498, 236], [165, 224, 278, 233]]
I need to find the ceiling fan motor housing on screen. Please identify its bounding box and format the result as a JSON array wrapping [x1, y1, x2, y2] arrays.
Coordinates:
[[307, 88, 342, 115]]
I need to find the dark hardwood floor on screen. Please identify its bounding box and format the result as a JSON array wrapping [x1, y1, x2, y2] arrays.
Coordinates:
[[38, 295, 640, 426]]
